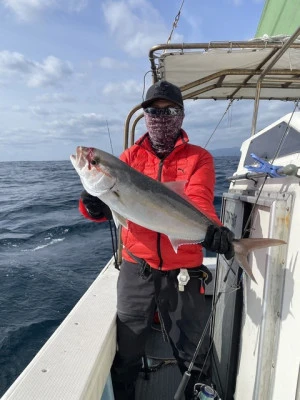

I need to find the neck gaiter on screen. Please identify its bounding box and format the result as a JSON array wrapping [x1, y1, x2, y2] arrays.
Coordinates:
[[144, 113, 184, 158]]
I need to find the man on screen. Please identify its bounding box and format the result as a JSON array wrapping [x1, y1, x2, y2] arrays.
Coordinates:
[[80, 80, 234, 399]]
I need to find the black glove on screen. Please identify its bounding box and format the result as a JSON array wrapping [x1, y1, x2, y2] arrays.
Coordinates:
[[81, 190, 112, 220], [202, 225, 234, 260]]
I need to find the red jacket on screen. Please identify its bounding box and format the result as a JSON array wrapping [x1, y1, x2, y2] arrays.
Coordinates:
[[120, 130, 221, 271]]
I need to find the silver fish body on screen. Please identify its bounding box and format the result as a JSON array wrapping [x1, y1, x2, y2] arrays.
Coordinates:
[[71, 146, 286, 282]]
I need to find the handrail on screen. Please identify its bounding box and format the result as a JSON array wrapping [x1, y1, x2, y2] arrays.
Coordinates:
[[130, 113, 144, 146], [123, 104, 142, 150]]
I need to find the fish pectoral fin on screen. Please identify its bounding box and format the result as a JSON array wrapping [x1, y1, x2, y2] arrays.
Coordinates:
[[168, 237, 201, 254], [111, 210, 128, 229], [163, 181, 187, 196], [163, 180, 201, 207]]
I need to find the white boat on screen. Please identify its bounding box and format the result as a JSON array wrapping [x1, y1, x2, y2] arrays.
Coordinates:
[[2, 8, 300, 400]]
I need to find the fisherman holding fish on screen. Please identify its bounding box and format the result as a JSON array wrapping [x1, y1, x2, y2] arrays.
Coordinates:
[[74, 81, 241, 399]]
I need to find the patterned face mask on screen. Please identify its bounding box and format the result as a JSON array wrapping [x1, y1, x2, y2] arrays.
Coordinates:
[[144, 113, 184, 158]]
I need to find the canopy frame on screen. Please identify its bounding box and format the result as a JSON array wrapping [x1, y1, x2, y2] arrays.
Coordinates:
[[123, 27, 300, 149]]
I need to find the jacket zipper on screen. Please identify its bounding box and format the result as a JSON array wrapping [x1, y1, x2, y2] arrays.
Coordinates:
[[157, 159, 164, 269], [153, 133, 187, 270]]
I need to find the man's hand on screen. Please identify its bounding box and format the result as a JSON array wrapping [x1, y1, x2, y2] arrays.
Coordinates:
[[202, 225, 234, 260], [81, 190, 112, 220]]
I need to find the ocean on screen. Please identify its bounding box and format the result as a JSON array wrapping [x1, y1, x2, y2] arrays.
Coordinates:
[[0, 156, 239, 396]]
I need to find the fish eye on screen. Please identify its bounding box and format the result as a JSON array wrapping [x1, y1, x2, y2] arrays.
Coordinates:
[[90, 157, 100, 166]]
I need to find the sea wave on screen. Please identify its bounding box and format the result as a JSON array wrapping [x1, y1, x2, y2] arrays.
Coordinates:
[[22, 238, 66, 252]]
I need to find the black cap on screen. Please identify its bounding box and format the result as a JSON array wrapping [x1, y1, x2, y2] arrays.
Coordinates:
[[141, 80, 183, 109]]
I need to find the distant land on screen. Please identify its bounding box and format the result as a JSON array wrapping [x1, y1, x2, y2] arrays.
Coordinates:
[[210, 147, 241, 157]]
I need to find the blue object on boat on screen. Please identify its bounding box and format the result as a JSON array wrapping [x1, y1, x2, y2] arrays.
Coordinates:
[[245, 153, 284, 178]]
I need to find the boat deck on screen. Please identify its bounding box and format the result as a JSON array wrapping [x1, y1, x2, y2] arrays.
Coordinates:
[[136, 296, 213, 400]]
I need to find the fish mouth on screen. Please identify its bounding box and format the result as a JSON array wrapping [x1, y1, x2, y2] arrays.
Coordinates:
[[70, 146, 90, 171]]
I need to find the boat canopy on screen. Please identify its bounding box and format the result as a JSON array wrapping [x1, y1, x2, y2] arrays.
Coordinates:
[[124, 28, 300, 148], [149, 30, 300, 101]]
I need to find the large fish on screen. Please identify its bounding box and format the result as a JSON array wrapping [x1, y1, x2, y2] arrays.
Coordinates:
[[70, 146, 286, 282]]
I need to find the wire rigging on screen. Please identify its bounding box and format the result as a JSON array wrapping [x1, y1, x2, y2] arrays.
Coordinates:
[[203, 99, 235, 149], [166, 0, 185, 45]]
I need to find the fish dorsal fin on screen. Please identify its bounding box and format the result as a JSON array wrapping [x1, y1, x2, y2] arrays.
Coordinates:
[[111, 210, 128, 229]]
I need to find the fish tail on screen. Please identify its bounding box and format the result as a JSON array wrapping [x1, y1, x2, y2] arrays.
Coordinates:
[[232, 238, 286, 283]]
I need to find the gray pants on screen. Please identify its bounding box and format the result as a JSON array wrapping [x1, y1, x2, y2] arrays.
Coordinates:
[[111, 259, 211, 400]]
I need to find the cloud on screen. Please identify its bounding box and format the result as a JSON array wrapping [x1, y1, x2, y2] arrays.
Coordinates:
[[67, 0, 87, 12], [0, 127, 49, 146], [0, 50, 34, 74], [36, 92, 77, 103], [2, 0, 55, 21], [28, 56, 74, 87], [102, 79, 145, 106], [96, 57, 130, 69], [0, 51, 74, 87], [11, 105, 27, 113], [183, 99, 293, 150], [7, 104, 73, 118], [181, 11, 202, 35], [102, 79, 142, 96], [102, 0, 183, 56], [46, 113, 122, 140], [0, 113, 121, 145], [2, 0, 88, 21], [29, 105, 74, 117]]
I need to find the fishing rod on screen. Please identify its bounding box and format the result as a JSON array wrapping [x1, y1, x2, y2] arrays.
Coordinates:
[[105, 120, 120, 268], [106, 119, 114, 155], [173, 294, 219, 400]]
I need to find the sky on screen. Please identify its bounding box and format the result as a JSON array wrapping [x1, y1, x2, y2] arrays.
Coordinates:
[[0, 0, 294, 161]]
